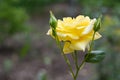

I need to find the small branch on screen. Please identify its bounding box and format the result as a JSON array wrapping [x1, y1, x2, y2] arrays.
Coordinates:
[[55, 36, 75, 78]]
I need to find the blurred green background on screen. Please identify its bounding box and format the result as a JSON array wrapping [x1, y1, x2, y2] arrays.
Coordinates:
[[0, 0, 120, 80]]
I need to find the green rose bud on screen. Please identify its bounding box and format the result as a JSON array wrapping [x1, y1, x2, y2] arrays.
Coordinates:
[[49, 11, 57, 29], [49, 11, 57, 37], [94, 15, 102, 32]]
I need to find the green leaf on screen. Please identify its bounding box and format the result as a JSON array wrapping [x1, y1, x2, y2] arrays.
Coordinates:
[[85, 50, 105, 63]]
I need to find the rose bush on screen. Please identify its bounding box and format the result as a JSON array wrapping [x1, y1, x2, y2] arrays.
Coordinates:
[[47, 15, 101, 54]]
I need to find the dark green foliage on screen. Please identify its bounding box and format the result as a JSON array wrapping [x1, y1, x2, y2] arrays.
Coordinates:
[[0, 0, 28, 43], [20, 40, 30, 58], [77, 0, 120, 17], [85, 51, 105, 63], [18, 0, 66, 13]]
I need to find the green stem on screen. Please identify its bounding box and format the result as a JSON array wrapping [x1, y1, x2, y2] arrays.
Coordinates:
[[71, 51, 79, 69], [89, 31, 96, 53], [74, 31, 96, 80], [71, 52, 75, 60], [74, 51, 79, 69], [74, 61, 85, 80], [55, 35, 75, 78]]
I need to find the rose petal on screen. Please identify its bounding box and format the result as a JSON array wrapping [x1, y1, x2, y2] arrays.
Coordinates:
[[72, 40, 90, 51], [82, 19, 96, 35], [57, 32, 79, 40], [46, 29, 52, 35], [94, 32, 102, 40], [63, 42, 74, 54]]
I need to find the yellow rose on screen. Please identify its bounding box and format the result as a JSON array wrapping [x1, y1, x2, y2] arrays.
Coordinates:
[[47, 15, 101, 54]]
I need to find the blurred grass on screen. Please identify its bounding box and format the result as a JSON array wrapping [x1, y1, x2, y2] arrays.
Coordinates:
[[0, 0, 28, 43]]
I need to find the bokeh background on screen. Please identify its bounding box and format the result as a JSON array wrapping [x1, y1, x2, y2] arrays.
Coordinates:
[[0, 0, 120, 80]]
